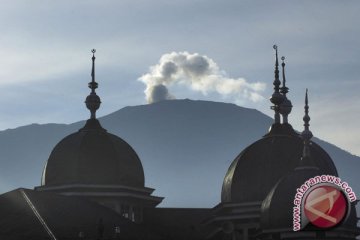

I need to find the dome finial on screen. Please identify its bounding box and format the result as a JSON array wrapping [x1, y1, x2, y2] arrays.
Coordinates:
[[303, 89, 311, 135], [85, 49, 101, 119], [279, 56, 293, 124], [299, 89, 315, 167], [90, 49, 97, 93], [280, 56, 287, 94], [269, 45, 284, 125]]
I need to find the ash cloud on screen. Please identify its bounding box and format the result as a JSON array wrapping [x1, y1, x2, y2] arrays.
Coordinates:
[[139, 52, 266, 103], [148, 84, 174, 103]]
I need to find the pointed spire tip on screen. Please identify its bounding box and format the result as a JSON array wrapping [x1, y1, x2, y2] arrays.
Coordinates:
[[279, 53, 292, 123], [269, 44, 283, 125], [86, 49, 101, 119], [281, 55, 287, 88], [298, 88, 315, 167], [302, 88, 312, 138]]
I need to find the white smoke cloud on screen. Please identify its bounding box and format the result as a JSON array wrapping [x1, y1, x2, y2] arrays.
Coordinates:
[[139, 52, 266, 103]]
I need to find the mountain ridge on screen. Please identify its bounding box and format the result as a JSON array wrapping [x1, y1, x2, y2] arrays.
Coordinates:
[[0, 99, 358, 207]]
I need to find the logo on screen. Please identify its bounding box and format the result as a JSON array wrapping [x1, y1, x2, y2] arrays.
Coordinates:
[[304, 185, 347, 228], [293, 175, 356, 231]]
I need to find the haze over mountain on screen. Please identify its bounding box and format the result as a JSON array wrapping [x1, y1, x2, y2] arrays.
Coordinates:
[[0, 99, 358, 208]]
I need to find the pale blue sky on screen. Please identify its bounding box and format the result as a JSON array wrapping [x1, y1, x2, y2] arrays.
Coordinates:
[[0, 0, 359, 155]]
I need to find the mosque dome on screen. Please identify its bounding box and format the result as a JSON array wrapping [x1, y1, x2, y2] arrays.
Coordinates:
[[260, 90, 357, 232], [261, 90, 357, 231], [221, 49, 338, 204], [260, 166, 358, 231], [221, 130, 338, 203], [41, 49, 145, 188], [41, 119, 145, 188], [260, 165, 320, 230]]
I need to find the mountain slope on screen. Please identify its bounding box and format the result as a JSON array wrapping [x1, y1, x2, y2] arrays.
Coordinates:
[[0, 99, 358, 207]]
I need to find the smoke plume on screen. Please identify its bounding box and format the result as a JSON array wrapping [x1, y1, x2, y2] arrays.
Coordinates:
[[139, 52, 266, 103]]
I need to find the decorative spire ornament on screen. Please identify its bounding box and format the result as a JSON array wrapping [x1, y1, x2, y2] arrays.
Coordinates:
[[85, 49, 101, 119], [279, 56, 293, 124], [280, 56, 287, 94], [299, 89, 315, 167], [270, 45, 284, 125]]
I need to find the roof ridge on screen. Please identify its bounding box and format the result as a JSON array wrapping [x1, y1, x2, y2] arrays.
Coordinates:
[[20, 189, 57, 240]]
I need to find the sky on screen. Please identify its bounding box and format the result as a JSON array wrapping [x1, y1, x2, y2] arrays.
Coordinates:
[[0, 0, 359, 156]]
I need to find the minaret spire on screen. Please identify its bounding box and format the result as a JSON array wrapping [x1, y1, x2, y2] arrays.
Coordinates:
[[90, 49, 97, 93], [279, 56, 293, 124], [85, 49, 101, 119], [298, 89, 316, 167], [281, 56, 287, 91], [270, 45, 284, 125]]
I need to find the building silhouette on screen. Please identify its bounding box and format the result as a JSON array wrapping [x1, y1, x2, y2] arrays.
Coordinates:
[[36, 49, 163, 224], [0, 47, 358, 240]]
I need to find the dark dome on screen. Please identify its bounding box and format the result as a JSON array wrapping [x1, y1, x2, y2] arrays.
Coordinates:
[[261, 167, 358, 231], [41, 119, 145, 188], [221, 125, 338, 203], [261, 166, 320, 230]]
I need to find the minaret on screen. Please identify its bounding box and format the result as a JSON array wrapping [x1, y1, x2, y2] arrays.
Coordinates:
[[279, 56, 293, 125], [297, 89, 317, 168], [269, 45, 285, 130], [85, 49, 101, 119]]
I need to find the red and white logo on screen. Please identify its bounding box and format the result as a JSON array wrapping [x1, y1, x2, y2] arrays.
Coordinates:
[[304, 185, 347, 228], [293, 175, 356, 231]]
